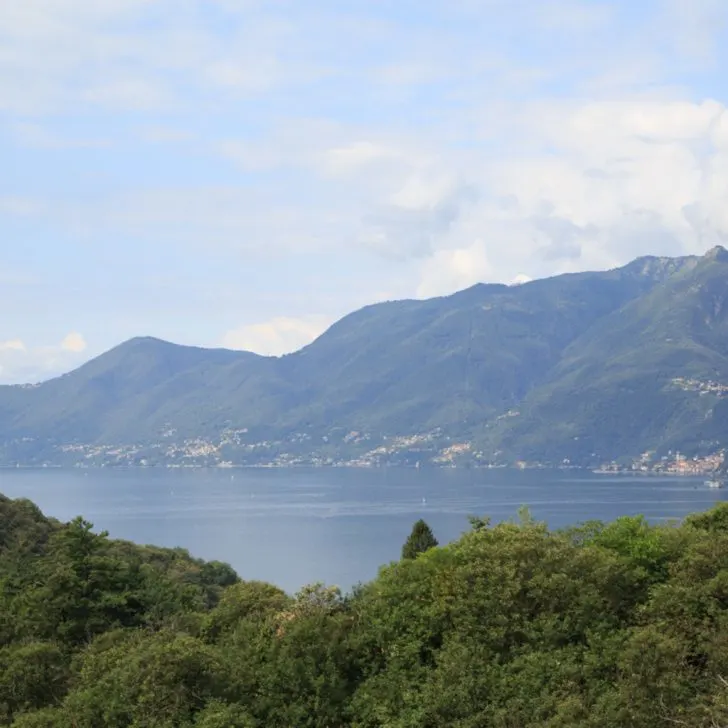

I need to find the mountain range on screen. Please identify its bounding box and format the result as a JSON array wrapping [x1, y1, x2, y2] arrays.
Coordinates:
[[3, 246, 728, 468]]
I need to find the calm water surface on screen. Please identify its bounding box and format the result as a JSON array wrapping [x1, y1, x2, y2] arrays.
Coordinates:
[[0, 468, 724, 593]]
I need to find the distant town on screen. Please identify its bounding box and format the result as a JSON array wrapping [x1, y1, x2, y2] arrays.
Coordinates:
[[594, 450, 725, 476], [3, 424, 724, 475]]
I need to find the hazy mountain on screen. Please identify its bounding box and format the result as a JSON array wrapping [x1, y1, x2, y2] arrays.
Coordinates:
[[3, 247, 728, 467]]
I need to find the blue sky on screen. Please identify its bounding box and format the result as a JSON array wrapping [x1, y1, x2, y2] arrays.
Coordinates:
[[2, 0, 728, 382]]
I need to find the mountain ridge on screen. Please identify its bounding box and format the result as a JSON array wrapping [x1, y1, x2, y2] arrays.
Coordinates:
[[1, 247, 726, 468]]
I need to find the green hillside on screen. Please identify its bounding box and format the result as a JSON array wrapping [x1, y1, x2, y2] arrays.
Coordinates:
[[482, 247, 728, 463], [4, 248, 728, 467]]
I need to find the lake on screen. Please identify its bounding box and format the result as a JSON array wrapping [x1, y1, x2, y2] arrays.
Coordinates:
[[0, 467, 724, 593]]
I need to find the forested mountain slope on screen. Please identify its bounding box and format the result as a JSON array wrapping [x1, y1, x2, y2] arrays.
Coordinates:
[[482, 246, 728, 462], [5, 248, 728, 466]]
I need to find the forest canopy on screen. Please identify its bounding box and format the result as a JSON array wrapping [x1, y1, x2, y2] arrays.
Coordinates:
[[2, 492, 728, 726]]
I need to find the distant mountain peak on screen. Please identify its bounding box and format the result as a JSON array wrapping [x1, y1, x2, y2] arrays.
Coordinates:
[[123, 336, 178, 348], [620, 252, 698, 282], [5, 246, 728, 469], [704, 244, 728, 261]]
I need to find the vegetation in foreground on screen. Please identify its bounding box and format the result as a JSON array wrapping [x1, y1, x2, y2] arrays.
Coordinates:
[[3, 494, 728, 726]]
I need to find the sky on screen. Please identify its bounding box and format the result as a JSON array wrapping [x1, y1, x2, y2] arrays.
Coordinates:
[[2, 0, 728, 383]]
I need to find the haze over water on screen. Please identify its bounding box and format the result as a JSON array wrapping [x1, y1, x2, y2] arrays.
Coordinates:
[[1, 468, 724, 593]]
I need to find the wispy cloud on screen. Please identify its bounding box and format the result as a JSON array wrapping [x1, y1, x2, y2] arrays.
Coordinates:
[[2, 0, 728, 369]]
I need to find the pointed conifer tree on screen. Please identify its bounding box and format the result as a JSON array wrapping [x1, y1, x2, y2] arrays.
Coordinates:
[[401, 519, 438, 560]]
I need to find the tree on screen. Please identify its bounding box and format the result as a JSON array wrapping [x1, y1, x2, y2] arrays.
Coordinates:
[[203, 580, 290, 640], [194, 700, 256, 727], [0, 642, 69, 723], [19, 517, 143, 645], [401, 519, 438, 560], [62, 631, 230, 727]]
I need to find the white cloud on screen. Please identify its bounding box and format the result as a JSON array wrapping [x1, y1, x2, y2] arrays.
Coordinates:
[[0, 0, 161, 113], [46, 93, 728, 299], [359, 173, 478, 261], [0, 0, 329, 114], [61, 332, 87, 353], [218, 92, 715, 296], [4, 0, 728, 351], [487, 98, 728, 250], [222, 316, 332, 356], [416, 242, 493, 298], [353, 96, 728, 292], [0, 332, 89, 384]]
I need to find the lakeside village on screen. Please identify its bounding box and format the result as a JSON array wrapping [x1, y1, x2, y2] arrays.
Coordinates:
[[4, 427, 725, 475], [594, 450, 725, 476]]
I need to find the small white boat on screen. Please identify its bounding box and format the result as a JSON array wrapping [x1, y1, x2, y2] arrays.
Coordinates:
[[705, 479, 725, 489]]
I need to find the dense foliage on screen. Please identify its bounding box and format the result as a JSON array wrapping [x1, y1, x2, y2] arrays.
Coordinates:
[[0, 250, 714, 467], [4, 492, 728, 726]]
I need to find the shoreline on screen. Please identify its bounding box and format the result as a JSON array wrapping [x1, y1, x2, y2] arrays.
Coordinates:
[[0, 462, 718, 477]]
